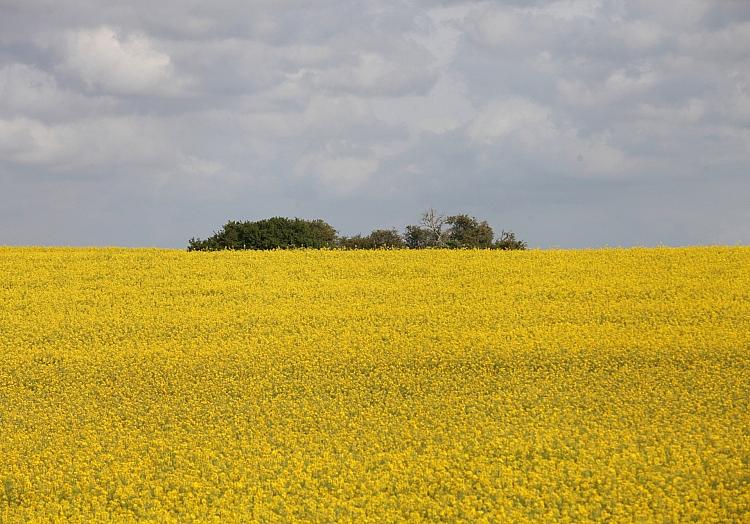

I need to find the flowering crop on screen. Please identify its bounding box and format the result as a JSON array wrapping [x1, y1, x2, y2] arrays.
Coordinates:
[[0, 246, 748, 522]]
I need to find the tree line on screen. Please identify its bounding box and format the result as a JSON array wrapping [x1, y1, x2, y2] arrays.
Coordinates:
[[187, 209, 527, 251]]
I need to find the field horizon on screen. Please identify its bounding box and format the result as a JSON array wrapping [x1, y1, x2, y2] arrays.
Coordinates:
[[2, 244, 748, 252]]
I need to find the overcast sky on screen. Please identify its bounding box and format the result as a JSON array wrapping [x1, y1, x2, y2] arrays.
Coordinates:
[[1, 0, 749, 248]]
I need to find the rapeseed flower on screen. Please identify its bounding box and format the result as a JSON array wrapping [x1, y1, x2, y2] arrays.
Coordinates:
[[0, 246, 748, 522]]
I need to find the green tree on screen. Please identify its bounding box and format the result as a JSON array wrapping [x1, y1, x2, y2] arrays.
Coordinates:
[[445, 214, 494, 248], [403, 225, 432, 249], [339, 229, 405, 249], [404, 208, 448, 248], [366, 229, 404, 248], [188, 212, 527, 251], [493, 230, 527, 250], [188, 217, 337, 251]]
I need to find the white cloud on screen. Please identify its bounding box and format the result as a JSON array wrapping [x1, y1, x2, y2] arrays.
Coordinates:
[[635, 99, 706, 125], [0, 116, 174, 170], [369, 73, 475, 134], [0, 64, 65, 118], [678, 20, 750, 59], [465, 96, 628, 178], [303, 44, 439, 96], [466, 8, 543, 50], [0, 117, 66, 165], [557, 66, 660, 107], [0, 63, 116, 121], [615, 19, 665, 50], [533, 0, 600, 21], [63, 26, 181, 96], [467, 97, 552, 145], [295, 148, 379, 194]]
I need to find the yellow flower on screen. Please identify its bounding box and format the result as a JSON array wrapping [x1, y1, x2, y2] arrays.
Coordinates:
[[0, 246, 748, 521]]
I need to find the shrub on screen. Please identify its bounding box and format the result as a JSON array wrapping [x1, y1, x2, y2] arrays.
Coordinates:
[[339, 229, 405, 249], [493, 230, 527, 250], [188, 217, 337, 251], [445, 214, 494, 248]]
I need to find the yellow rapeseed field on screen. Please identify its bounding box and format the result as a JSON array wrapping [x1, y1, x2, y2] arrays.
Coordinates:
[[0, 246, 748, 522]]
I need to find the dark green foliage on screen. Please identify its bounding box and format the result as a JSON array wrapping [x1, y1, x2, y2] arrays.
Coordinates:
[[403, 225, 433, 249], [188, 217, 337, 251], [368, 229, 405, 248], [403, 209, 448, 248], [403, 210, 526, 250], [445, 214, 494, 248], [188, 211, 527, 251], [493, 230, 527, 250], [339, 229, 405, 249]]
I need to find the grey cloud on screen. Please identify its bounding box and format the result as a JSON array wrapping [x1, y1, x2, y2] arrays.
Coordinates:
[[0, 63, 118, 121], [0, 0, 748, 248]]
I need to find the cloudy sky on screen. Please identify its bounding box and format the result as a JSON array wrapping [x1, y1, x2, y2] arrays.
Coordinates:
[[1, 0, 748, 248]]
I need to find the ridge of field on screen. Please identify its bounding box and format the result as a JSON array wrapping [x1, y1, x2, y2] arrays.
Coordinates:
[[1, 247, 749, 522]]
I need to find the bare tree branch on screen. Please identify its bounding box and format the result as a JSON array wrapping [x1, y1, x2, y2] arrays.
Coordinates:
[[420, 208, 447, 247]]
